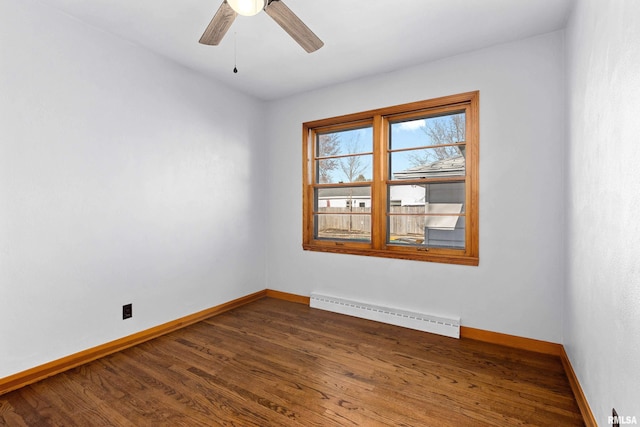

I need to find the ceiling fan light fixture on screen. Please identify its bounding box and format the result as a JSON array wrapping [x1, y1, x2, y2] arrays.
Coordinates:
[[227, 0, 266, 16], [200, 0, 323, 53]]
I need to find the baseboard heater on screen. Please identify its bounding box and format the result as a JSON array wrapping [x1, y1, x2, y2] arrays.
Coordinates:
[[310, 293, 460, 339]]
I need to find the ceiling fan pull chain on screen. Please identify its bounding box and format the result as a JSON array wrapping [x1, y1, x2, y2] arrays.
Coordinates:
[[233, 32, 238, 73]]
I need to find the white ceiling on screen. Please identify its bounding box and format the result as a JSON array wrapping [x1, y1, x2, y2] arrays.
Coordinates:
[[41, 0, 574, 101]]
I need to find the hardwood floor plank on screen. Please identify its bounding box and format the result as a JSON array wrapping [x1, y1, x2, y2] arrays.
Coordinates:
[[206, 302, 580, 425], [192, 321, 449, 425], [0, 297, 584, 426], [0, 399, 30, 427], [111, 350, 248, 427], [171, 330, 412, 426]]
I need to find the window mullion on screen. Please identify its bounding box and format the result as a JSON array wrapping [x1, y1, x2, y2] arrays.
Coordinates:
[[371, 114, 387, 250], [466, 100, 479, 258], [302, 126, 315, 246]]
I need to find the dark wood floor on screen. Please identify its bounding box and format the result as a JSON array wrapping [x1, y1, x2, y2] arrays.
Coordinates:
[[0, 297, 583, 426]]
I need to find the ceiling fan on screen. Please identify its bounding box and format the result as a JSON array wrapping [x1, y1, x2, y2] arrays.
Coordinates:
[[199, 0, 324, 53]]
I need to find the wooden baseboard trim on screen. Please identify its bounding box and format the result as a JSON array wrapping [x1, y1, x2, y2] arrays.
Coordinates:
[[460, 326, 563, 356], [0, 290, 267, 396], [265, 289, 310, 305], [561, 346, 597, 427]]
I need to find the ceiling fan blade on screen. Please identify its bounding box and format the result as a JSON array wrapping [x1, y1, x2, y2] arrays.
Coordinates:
[[265, 0, 323, 53], [199, 1, 237, 46]]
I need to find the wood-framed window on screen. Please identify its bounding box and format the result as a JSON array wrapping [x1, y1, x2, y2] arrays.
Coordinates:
[[302, 91, 479, 265]]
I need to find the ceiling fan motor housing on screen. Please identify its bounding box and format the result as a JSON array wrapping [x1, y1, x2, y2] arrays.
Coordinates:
[[227, 0, 266, 16]]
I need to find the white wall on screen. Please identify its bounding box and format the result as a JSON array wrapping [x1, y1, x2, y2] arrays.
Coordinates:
[[266, 32, 566, 343], [0, 0, 266, 377], [565, 0, 640, 423]]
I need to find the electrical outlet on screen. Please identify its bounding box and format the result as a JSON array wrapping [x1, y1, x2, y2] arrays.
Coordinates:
[[122, 303, 132, 320]]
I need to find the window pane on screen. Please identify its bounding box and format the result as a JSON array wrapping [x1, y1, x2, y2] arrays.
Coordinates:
[[317, 154, 373, 183], [390, 112, 465, 150], [315, 186, 371, 241], [390, 146, 465, 179], [317, 126, 373, 158], [388, 182, 465, 249], [315, 214, 371, 241], [389, 216, 465, 249], [388, 182, 465, 209]]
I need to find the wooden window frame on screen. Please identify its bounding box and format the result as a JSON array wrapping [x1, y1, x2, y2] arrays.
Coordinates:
[[302, 91, 479, 266]]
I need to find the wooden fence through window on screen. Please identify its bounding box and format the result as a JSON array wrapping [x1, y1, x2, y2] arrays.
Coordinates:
[[318, 207, 442, 236]]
